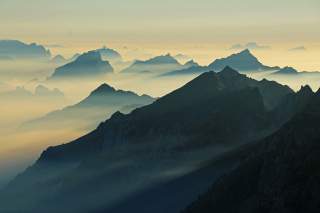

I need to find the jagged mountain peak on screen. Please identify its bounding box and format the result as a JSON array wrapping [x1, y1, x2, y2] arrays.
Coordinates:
[[90, 83, 116, 95], [298, 85, 313, 95], [239, 48, 252, 55], [209, 49, 279, 71], [49, 51, 113, 80], [217, 66, 241, 77], [229, 49, 257, 60], [282, 66, 298, 73]]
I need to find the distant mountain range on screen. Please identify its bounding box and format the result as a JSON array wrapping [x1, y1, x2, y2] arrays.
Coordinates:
[[0, 40, 51, 60], [164, 49, 279, 76], [121, 54, 193, 74], [208, 49, 279, 71], [270, 66, 320, 77], [22, 83, 154, 131], [1, 67, 299, 213], [272, 66, 299, 75], [49, 51, 114, 80]]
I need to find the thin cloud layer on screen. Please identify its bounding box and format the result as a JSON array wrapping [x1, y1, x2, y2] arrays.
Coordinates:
[[230, 42, 270, 50], [289, 46, 306, 51]]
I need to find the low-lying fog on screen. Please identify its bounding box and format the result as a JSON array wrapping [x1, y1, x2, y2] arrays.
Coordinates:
[[0, 56, 319, 189], [0, 59, 196, 188]]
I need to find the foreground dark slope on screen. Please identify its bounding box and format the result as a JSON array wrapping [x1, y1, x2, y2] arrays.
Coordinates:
[[103, 86, 314, 213], [32, 67, 292, 162], [183, 90, 320, 213], [0, 67, 293, 213]]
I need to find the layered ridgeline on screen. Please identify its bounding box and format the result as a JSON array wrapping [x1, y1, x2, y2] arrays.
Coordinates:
[[271, 66, 320, 77], [121, 54, 195, 74], [22, 83, 154, 131], [49, 51, 114, 80], [161, 60, 209, 77], [0, 67, 296, 213], [183, 87, 320, 213], [208, 49, 279, 71], [0, 40, 51, 61], [165, 49, 279, 76]]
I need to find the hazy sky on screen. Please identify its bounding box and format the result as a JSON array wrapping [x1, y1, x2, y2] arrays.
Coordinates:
[[0, 0, 319, 68]]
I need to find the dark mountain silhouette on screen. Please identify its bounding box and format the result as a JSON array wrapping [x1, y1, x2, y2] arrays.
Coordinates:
[[106, 86, 315, 213], [0, 67, 295, 213], [98, 84, 315, 213], [183, 89, 320, 213], [208, 49, 279, 71], [22, 83, 154, 131], [121, 54, 184, 74], [49, 51, 113, 80], [272, 85, 314, 124], [164, 50, 280, 76], [0, 40, 51, 60]]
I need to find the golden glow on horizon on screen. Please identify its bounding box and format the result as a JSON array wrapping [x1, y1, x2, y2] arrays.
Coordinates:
[[0, 0, 319, 70]]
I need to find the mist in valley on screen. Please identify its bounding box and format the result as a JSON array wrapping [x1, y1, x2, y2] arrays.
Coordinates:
[[0, 44, 320, 213], [1, 48, 320, 191], [0, 56, 198, 188]]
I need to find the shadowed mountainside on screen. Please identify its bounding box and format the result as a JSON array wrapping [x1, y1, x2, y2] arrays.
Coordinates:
[[183, 89, 320, 213], [0, 67, 297, 213]]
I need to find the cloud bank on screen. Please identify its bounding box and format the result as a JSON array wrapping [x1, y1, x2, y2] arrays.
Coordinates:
[[230, 42, 270, 50]]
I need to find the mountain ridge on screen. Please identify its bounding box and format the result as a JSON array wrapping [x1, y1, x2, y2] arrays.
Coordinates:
[[0, 67, 298, 213], [49, 51, 113, 80], [182, 89, 320, 213]]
